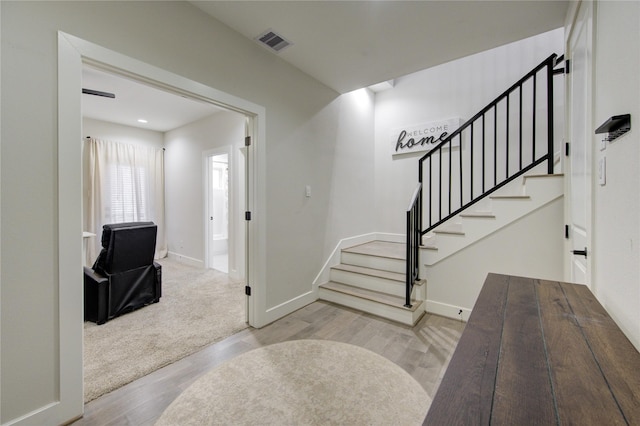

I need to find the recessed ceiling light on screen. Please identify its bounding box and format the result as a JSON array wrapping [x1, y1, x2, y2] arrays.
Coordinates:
[[138, 119, 148, 123]]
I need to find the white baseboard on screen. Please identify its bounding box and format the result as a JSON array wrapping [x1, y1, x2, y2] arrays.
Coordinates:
[[425, 300, 470, 322], [228, 268, 243, 281], [167, 251, 204, 268], [312, 232, 406, 288], [263, 289, 317, 326]]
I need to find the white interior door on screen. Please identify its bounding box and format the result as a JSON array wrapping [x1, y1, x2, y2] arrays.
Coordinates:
[[567, 2, 593, 285]]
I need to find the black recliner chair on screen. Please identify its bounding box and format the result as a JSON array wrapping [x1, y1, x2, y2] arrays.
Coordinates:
[[84, 222, 162, 324]]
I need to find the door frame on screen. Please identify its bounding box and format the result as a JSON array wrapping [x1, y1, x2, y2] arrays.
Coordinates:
[[57, 31, 266, 423], [564, 0, 595, 286]]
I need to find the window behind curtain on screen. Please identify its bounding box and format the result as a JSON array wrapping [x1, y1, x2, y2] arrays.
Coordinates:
[[108, 163, 148, 223]]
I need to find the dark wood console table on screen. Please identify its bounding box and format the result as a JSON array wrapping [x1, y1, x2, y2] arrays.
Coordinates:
[[424, 273, 640, 425]]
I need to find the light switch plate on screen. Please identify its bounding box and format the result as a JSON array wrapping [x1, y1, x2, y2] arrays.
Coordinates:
[[598, 157, 606, 186]]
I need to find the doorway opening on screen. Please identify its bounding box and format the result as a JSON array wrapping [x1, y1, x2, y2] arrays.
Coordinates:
[[59, 31, 266, 418], [208, 153, 230, 273], [79, 60, 252, 403]]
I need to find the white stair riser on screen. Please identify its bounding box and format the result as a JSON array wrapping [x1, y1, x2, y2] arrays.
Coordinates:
[[318, 287, 423, 326], [341, 252, 405, 274], [330, 269, 405, 297]]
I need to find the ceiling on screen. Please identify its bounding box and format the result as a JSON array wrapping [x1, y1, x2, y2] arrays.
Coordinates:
[[83, 1, 569, 132], [192, 0, 569, 94], [82, 66, 224, 132]]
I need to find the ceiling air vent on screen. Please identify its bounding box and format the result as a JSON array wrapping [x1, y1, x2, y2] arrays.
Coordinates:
[[255, 30, 292, 53]]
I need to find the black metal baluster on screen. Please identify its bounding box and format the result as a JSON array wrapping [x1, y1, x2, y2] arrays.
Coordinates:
[[482, 114, 486, 193], [459, 133, 463, 207], [428, 156, 432, 228], [439, 147, 442, 221], [519, 83, 523, 171], [547, 60, 554, 174], [405, 208, 412, 308], [494, 106, 498, 186], [448, 140, 452, 215], [533, 73, 537, 162], [506, 93, 510, 179], [470, 123, 474, 201]]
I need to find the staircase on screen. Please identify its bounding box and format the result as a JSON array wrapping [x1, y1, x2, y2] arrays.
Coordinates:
[[422, 167, 564, 265], [318, 53, 564, 326], [318, 241, 425, 326], [318, 168, 562, 326]]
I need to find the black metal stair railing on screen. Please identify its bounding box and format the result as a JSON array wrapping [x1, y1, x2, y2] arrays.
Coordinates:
[[404, 53, 562, 308]]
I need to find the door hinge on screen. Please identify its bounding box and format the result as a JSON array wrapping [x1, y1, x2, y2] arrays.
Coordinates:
[[245, 211, 252, 221], [565, 142, 570, 156], [245, 136, 252, 147], [565, 224, 570, 239], [565, 59, 571, 74], [245, 285, 252, 296]]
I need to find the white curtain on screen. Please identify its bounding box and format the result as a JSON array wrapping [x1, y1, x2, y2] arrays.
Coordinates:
[[86, 138, 167, 262]]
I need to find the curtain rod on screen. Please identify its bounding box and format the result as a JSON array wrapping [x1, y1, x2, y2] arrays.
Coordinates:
[[85, 136, 165, 150]]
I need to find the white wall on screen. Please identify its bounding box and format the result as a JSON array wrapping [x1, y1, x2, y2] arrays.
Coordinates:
[[1, 1, 342, 423], [425, 198, 565, 319], [590, 1, 640, 350], [164, 111, 245, 277], [314, 89, 377, 262], [83, 117, 164, 149], [374, 29, 564, 233]]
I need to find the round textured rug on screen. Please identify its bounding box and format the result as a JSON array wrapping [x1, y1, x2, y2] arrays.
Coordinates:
[[156, 339, 430, 426]]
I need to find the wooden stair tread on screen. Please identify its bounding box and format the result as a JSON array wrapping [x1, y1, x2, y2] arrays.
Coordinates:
[[460, 211, 496, 218], [523, 173, 564, 180], [490, 194, 531, 199], [433, 223, 465, 236], [343, 241, 405, 260], [434, 229, 465, 235], [332, 263, 404, 282], [320, 281, 422, 312]]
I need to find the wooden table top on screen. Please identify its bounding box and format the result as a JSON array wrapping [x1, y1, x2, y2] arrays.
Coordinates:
[[424, 273, 640, 425]]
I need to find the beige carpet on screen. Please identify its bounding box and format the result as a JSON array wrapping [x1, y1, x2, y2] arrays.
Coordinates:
[[84, 258, 247, 403], [156, 340, 431, 426]]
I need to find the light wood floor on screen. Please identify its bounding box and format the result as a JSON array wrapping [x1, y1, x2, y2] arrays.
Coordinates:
[[73, 301, 465, 425]]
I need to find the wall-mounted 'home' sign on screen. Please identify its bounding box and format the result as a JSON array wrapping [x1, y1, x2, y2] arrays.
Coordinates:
[[391, 117, 462, 157]]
